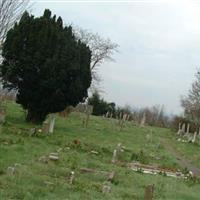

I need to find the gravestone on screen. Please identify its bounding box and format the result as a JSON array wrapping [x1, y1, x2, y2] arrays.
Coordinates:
[[192, 132, 197, 143], [144, 184, 154, 200], [111, 149, 117, 163], [181, 123, 186, 134], [102, 181, 111, 193], [42, 121, 50, 134], [107, 171, 116, 182], [140, 113, 146, 127], [49, 115, 56, 134], [69, 171, 75, 184], [186, 124, 190, 135]]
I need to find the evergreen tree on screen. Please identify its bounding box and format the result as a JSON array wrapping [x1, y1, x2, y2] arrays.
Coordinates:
[[88, 91, 116, 116], [0, 9, 92, 123]]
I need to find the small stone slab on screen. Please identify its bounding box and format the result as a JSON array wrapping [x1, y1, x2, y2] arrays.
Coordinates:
[[49, 155, 59, 161]]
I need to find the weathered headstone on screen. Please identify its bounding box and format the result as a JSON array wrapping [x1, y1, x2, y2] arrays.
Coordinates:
[[29, 128, 36, 136], [49, 115, 56, 134], [7, 166, 16, 175], [140, 113, 146, 127], [186, 123, 190, 135], [107, 171, 116, 182], [181, 123, 186, 134], [192, 132, 197, 143], [144, 184, 154, 200], [69, 171, 75, 184], [49, 152, 59, 161], [111, 149, 117, 163], [102, 181, 111, 193], [42, 121, 50, 134]]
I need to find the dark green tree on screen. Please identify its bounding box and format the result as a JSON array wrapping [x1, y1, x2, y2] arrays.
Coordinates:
[[88, 91, 116, 116], [0, 9, 92, 123]]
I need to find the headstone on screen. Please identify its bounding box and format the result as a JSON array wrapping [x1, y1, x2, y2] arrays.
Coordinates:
[[186, 124, 190, 135], [69, 171, 75, 184], [111, 149, 117, 163], [181, 123, 186, 134], [107, 171, 116, 182], [144, 184, 154, 200], [49, 115, 56, 134], [49, 153, 59, 161], [7, 166, 16, 175], [192, 132, 197, 143], [177, 123, 182, 135], [38, 156, 48, 163], [102, 182, 111, 193], [42, 121, 50, 134], [0, 112, 5, 124], [29, 128, 36, 136], [140, 113, 146, 127]]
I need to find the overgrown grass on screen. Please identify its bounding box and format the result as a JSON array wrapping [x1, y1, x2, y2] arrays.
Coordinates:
[[0, 102, 200, 199]]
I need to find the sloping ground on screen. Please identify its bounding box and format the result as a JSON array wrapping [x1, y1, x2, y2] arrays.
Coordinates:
[[161, 139, 200, 178], [0, 102, 200, 200]]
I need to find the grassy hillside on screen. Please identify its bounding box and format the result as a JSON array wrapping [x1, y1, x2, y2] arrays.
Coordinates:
[[0, 102, 200, 200]]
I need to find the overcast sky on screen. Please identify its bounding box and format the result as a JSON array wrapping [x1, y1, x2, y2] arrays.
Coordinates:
[[32, 0, 200, 114]]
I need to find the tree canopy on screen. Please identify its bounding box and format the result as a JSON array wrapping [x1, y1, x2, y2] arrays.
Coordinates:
[[181, 70, 200, 125], [0, 9, 92, 123]]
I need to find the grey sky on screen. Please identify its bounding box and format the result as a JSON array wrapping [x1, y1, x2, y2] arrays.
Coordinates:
[[32, 0, 200, 114]]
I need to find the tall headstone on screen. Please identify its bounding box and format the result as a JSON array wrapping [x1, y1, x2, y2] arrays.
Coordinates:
[[192, 132, 197, 143], [186, 124, 190, 135], [140, 113, 146, 127], [49, 115, 56, 134], [111, 149, 117, 163], [181, 123, 186, 134]]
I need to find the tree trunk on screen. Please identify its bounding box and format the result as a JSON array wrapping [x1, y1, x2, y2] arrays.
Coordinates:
[[26, 110, 47, 124]]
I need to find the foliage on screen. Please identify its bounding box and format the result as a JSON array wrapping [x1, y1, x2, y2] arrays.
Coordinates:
[[181, 70, 200, 125], [170, 115, 198, 132], [0, 9, 92, 123], [88, 91, 116, 116]]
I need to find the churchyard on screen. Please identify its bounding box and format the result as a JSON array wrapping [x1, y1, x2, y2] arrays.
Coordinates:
[[0, 101, 200, 200]]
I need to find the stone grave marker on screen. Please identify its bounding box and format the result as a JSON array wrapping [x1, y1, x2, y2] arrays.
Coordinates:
[[144, 184, 154, 200]]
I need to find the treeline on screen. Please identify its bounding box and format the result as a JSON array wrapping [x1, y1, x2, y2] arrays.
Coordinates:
[[88, 92, 170, 128]]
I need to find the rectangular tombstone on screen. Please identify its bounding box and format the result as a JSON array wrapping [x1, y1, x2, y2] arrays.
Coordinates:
[[144, 184, 154, 200]]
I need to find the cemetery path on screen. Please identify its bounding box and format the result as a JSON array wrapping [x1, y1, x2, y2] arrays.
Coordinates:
[[161, 139, 200, 178]]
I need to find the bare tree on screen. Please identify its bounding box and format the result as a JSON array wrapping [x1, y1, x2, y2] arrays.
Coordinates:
[[0, 0, 29, 46], [181, 70, 200, 125], [73, 27, 119, 84]]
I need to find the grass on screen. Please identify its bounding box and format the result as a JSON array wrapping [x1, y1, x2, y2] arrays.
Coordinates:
[[0, 101, 200, 199]]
